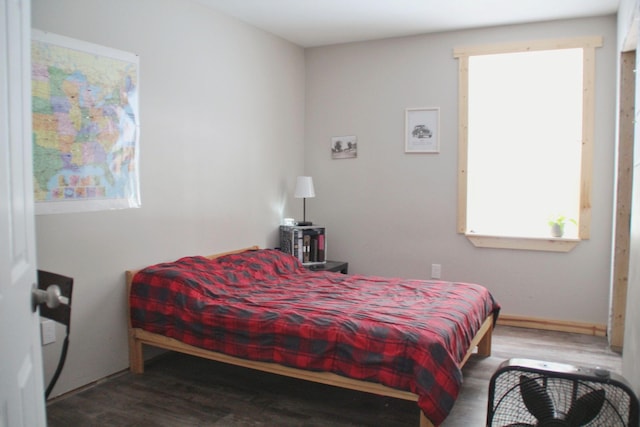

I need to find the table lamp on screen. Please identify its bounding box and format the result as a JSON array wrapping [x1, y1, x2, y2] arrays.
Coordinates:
[[294, 176, 315, 226]]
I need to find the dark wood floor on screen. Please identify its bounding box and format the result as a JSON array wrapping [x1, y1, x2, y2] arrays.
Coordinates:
[[46, 326, 621, 426]]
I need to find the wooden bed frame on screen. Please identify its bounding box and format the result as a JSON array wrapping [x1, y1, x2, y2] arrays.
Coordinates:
[[126, 246, 494, 427]]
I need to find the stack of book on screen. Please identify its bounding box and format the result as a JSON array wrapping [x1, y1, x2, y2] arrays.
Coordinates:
[[279, 225, 326, 266]]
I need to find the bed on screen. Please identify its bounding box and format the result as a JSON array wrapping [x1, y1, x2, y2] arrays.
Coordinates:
[[126, 246, 500, 427]]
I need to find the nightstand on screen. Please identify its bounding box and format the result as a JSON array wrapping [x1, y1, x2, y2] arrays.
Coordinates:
[[308, 260, 349, 274]]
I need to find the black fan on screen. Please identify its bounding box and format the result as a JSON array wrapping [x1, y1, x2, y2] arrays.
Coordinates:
[[487, 358, 639, 427]]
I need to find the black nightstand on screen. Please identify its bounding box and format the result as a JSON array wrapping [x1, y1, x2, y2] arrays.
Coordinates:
[[308, 260, 349, 274]]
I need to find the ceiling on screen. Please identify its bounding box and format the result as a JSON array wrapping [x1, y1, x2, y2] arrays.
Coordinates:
[[194, 0, 620, 48]]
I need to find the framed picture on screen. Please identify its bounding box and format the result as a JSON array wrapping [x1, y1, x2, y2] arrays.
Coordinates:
[[331, 135, 357, 159], [405, 107, 440, 153]]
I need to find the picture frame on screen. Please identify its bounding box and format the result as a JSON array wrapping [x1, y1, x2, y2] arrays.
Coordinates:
[[405, 107, 440, 153], [331, 135, 357, 159]]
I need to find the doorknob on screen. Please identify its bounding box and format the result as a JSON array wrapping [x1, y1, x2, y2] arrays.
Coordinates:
[[32, 284, 62, 312]]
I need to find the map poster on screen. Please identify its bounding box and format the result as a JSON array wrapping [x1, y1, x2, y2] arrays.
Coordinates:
[[31, 30, 140, 214]]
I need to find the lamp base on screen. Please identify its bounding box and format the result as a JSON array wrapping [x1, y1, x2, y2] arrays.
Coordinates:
[[296, 221, 313, 226]]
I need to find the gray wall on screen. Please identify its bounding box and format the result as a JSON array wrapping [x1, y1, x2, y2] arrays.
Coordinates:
[[32, 0, 305, 397], [304, 17, 617, 325]]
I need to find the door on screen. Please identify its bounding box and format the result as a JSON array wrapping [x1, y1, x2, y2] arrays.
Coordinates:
[[0, 0, 47, 425]]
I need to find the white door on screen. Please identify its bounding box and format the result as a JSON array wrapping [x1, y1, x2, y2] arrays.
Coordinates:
[[0, 0, 47, 425]]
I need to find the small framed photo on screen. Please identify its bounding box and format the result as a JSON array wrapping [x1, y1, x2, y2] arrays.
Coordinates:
[[405, 107, 440, 153], [331, 135, 357, 159]]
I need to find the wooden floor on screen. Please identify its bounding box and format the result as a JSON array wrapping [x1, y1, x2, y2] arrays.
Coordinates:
[[46, 326, 622, 426]]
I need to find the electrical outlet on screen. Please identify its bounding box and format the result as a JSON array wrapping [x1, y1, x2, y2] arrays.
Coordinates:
[[431, 264, 442, 279], [41, 319, 56, 345]]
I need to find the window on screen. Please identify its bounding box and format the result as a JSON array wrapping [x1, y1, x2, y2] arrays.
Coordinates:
[[453, 37, 603, 252]]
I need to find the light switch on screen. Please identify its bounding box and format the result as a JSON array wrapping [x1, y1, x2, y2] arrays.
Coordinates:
[[431, 264, 442, 279]]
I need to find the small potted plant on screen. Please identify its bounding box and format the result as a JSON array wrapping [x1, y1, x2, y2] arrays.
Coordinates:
[[548, 215, 577, 238]]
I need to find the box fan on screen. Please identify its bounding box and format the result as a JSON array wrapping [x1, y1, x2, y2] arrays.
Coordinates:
[[487, 358, 639, 427]]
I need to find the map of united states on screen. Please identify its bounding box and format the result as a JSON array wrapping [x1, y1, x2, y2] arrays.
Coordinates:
[[32, 32, 139, 212]]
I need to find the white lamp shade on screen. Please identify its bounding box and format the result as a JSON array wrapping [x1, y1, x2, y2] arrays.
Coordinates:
[[294, 176, 315, 198]]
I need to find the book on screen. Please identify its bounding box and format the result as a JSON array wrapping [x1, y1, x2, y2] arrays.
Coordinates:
[[317, 234, 325, 262], [310, 236, 318, 262], [303, 234, 311, 263], [297, 229, 303, 262]]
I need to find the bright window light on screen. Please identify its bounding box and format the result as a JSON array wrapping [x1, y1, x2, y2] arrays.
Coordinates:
[[466, 48, 583, 239]]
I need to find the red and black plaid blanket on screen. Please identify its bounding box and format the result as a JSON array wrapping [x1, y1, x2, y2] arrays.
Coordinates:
[[130, 249, 500, 424]]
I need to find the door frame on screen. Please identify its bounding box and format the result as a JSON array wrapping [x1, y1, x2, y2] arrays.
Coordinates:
[[610, 49, 636, 352]]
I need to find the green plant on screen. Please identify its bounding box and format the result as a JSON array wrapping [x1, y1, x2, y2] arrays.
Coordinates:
[[548, 215, 577, 237], [548, 215, 577, 227]]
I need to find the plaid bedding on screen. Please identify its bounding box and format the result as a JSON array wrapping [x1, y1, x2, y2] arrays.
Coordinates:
[[130, 249, 500, 425]]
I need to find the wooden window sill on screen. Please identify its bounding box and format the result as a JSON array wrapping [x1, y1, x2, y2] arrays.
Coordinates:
[[465, 234, 580, 252]]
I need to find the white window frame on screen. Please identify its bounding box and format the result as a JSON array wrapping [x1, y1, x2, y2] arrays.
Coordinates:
[[453, 37, 603, 252]]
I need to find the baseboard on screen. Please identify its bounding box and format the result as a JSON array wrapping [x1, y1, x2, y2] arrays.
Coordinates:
[[497, 314, 607, 337], [45, 350, 173, 403]]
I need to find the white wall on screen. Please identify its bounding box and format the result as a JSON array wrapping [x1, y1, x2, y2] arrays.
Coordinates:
[[619, 0, 640, 399], [305, 17, 617, 325], [32, 0, 305, 397]]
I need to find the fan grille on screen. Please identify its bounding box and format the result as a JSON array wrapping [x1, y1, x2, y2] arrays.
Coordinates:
[[488, 365, 637, 426]]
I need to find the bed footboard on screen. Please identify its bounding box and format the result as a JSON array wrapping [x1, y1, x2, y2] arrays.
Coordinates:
[[128, 326, 439, 427], [126, 316, 493, 427]]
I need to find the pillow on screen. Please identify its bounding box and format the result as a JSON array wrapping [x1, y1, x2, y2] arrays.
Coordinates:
[[212, 248, 304, 279]]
